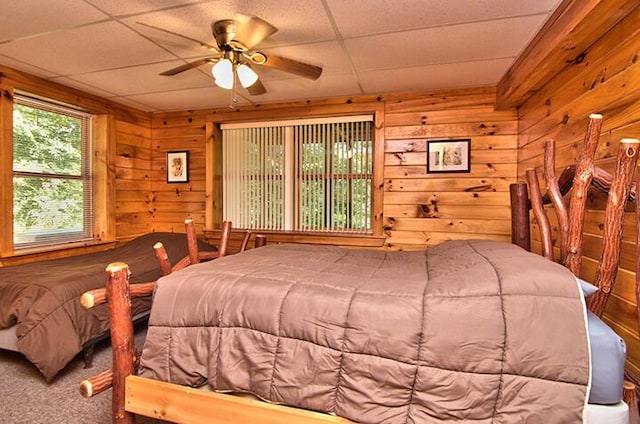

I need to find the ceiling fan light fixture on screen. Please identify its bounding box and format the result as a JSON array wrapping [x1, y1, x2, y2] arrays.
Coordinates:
[[212, 58, 234, 89], [237, 63, 259, 88]]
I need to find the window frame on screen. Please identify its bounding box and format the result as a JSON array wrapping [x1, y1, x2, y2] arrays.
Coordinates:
[[0, 86, 114, 258], [12, 93, 94, 250], [205, 103, 385, 244]]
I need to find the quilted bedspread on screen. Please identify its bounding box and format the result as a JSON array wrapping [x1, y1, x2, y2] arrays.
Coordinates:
[[139, 240, 590, 423], [0, 232, 215, 381]]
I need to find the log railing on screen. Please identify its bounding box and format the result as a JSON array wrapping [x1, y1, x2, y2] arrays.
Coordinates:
[[79, 220, 265, 423], [516, 113, 640, 419]]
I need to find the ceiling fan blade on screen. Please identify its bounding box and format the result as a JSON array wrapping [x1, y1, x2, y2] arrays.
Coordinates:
[[232, 16, 277, 49], [252, 52, 322, 80], [159, 58, 215, 76], [246, 79, 267, 95], [137, 21, 219, 52]]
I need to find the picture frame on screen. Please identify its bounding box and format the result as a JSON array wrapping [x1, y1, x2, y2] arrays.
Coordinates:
[[426, 139, 471, 173], [166, 150, 189, 183]]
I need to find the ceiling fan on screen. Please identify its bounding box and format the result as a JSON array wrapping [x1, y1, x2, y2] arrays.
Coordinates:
[[138, 16, 323, 96]]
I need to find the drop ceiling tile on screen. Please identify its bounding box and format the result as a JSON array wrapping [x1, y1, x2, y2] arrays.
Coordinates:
[[0, 54, 60, 79], [359, 58, 515, 93], [127, 85, 251, 112], [251, 73, 361, 105], [126, 0, 334, 58], [69, 60, 214, 96], [109, 95, 158, 112], [250, 41, 352, 82], [0, 0, 108, 42], [327, 0, 561, 38], [346, 15, 548, 71], [48, 76, 120, 98], [0, 21, 176, 75], [85, 0, 202, 16]]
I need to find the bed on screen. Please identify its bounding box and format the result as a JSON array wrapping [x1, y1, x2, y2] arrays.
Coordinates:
[[80, 117, 637, 423], [0, 231, 216, 382]]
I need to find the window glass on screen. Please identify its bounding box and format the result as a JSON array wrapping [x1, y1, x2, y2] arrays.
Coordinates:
[[12, 95, 93, 248]]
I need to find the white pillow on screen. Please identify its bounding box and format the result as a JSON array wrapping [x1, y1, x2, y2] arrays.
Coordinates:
[[577, 277, 599, 298]]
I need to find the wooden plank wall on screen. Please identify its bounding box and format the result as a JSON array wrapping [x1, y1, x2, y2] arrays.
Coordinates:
[[149, 86, 518, 250], [516, 3, 640, 374], [114, 120, 153, 240]]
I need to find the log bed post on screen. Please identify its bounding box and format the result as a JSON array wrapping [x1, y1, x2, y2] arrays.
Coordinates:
[[588, 138, 640, 317], [544, 139, 570, 262], [565, 113, 603, 275], [526, 168, 554, 260], [105, 262, 136, 424], [510, 182, 531, 251]]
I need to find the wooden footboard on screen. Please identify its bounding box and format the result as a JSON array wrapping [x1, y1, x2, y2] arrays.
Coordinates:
[[125, 375, 353, 424]]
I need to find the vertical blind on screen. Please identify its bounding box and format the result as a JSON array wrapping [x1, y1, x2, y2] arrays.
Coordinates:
[[222, 116, 373, 233], [12, 93, 93, 249]]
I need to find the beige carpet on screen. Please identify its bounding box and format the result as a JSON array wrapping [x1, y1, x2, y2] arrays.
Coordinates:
[[0, 326, 160, 424]]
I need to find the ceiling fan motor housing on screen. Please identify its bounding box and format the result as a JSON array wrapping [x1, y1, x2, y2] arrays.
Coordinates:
[[212, 20, 237, 50]]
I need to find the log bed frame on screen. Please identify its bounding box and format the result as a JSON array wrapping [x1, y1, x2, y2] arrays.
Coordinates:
[[81, 116, 640, 423]]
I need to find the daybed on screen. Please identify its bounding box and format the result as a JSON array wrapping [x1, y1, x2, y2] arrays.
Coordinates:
[[81, 116, 638, 423], [0, 231, 216, 381]]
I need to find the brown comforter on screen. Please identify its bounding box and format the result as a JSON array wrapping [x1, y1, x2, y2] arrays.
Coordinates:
[[139, 240, 590, 423], [0, 232, 215, 381]]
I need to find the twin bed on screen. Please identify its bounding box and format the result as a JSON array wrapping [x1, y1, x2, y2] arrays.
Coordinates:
[[0, 232, 215, 381]]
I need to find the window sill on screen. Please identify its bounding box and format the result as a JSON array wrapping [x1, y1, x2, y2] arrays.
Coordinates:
[[203, 229, 385, 248], [1, 239, 116, 266]]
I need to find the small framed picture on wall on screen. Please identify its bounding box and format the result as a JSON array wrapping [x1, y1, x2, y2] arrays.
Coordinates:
[[167, 150, 189, 183], [426, 139, 471, 173]]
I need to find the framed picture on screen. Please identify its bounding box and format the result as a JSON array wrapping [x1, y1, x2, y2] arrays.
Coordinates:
[[426, 139, 471, 173], [167, 151, 189, 183]]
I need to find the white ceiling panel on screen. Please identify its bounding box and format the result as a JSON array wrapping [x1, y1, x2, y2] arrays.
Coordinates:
[[251, 73, 361, 104], [0, 21, 176, 75], [48, 76, 120, 98], [0, 54, 60, 79], [327, 0, 561, 38], [127, 85, 252, 112], [358, 58, 516, 94], [0, 0, 107, 42], [0, 1, 563, 112], [345, 15, 549, 71], [70, 60, 214, 96], [85, 0, 203, 17]]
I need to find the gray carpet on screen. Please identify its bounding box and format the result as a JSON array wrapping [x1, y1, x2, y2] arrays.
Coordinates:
[[0, 326, 160, 424]]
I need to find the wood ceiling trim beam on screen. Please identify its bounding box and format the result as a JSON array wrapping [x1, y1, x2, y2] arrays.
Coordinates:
[[495, 0, 638, 110]]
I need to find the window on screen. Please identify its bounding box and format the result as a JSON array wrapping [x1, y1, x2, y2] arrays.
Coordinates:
[[12, 94, 93, 249], [222, 116, 373, 233]]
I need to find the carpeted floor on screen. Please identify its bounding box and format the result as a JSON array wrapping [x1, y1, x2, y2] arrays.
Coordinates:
[[0, 326, 160, 424]]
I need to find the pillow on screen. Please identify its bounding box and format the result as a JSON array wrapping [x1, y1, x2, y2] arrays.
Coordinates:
[[577, 277, 599, 298]]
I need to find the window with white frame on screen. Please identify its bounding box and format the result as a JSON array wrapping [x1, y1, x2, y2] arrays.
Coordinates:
[[222, 116, 373, 233], [12, 94, 93, 249]]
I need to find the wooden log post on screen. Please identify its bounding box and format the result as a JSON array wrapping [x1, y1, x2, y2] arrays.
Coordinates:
[[255, 234, 267, 248], [509, 182, 531, 251], [588, 138, 640, 317], [526, 168, 554, 261], [240, 230, 252, 252], [153, 242, 172, 276], [80, 369, 113, 398], [105, 262, 136, 424], [218, 220, 232, 257], [565, 114, 603, 275], [185, 218, 199, 265], [637, 164, 640, 351], [543, 139, 570, 262]]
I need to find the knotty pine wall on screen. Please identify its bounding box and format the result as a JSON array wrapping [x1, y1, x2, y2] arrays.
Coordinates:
[[516, 3, 640, 374], [148, 87, 518, 250]]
